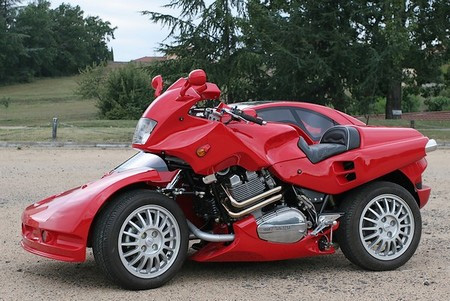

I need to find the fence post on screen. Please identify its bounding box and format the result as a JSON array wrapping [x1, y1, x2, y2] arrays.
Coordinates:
[[410, 120, 415, 129], [52, 117, 58, 140]]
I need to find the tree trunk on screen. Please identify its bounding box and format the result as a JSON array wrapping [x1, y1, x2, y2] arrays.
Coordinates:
[[385, 79, 402, 119]]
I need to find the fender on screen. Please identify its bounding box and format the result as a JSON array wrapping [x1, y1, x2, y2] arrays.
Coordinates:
[[22, 167, 174, 262]]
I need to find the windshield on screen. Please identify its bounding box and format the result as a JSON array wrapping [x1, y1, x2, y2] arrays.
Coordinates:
[[113, 152, 168, 172]]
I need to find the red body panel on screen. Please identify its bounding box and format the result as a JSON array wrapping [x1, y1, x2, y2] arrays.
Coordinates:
[[271, 127, 428, 194], [190, 216, 338, 262], [21, 168, 174, 262]]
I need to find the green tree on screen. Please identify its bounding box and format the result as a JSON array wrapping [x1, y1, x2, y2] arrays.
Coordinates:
[[244, 1, 361, 110], [143, 0, 266, 102], [350, 0, 449, 118], [15, 0, 57, 76], [0, 0, 29, 82], [0, 0, 116, 83]]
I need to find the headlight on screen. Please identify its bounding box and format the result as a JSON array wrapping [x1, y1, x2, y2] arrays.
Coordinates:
[[132, 118, 157, 144]]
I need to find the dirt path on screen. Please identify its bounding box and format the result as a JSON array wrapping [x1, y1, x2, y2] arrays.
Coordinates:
[[0, 148, 449, 301]]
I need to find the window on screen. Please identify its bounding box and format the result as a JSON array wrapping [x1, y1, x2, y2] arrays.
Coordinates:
[[256, 108, 297, 124], [256, 107, 336, 141], [294, 109, 336, 141]]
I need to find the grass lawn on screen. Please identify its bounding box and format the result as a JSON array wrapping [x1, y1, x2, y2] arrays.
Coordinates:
[[366, 119, 450, 141], [0, 76, 137, 142]]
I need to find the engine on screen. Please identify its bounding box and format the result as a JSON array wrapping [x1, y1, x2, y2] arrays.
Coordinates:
[[195, 167, 314, 244], [256, 207, 308, 243], [226, 170, 270, 202]]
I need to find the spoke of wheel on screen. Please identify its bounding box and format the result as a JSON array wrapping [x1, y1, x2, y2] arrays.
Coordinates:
[[375, 239, 384, 253], [362, 226, 377, 231], [154, 210, 160, 227], [364, 232, 379, 241], [162, 245, 173, 252], [123, 247, 140, 258], [159, 215, 168, 230], [154, 256, 160, 270], [160, 252, 168, 265], [376, 201, 385, 214], [392, 240, 397, 254], [137, 213, 147, 228], [121, 241, 139, 247], [385, 241, 391, 255], [395, 237, 404, 248], [395, 204, 404, 217], [369, 236, 382, 249], [384, 198, 390, 213], [163, 225, 174, 235], [399, 215, 408, 223], [164, 236, 176, 244], [363, 216, 378, 224], [147, 256, 154, 271], [398, 230, 408, 237], [123, 231, 140, 239], [136, 256, 148, 271], [368, 208, 380, 218], [146, 209, 153, 226], [129, 253, 144, 266], [128, 220, 142, 232], [399, 223, 411, 230]]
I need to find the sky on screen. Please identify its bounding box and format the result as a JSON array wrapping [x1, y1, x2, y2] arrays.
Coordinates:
[[40, 0, 179, 61]]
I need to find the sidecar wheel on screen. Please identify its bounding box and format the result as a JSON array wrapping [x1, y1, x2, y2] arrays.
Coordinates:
[[92, 189, 188, 290], [336, 181, 421, 271]]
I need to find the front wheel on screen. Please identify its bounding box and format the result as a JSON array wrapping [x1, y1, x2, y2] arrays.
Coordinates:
[[92, 189, 188, 290], [336, 181, 422, 270]]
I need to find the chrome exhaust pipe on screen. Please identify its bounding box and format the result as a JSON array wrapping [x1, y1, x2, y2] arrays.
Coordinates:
[[221, 185, 282, 208], [221, 194, 283, 219], [187, 220, 234, 242]]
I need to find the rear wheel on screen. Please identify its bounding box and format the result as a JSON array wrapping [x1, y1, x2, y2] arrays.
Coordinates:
[[336, 181, 422, 270], [93, 189, 188, 290]]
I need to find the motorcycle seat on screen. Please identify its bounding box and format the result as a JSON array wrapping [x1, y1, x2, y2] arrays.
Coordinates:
[[298, 125, 360, 164]]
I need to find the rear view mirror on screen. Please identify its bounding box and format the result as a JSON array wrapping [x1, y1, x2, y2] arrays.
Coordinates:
[[188, 69, 206, 86], [151, 75, 163, 97]]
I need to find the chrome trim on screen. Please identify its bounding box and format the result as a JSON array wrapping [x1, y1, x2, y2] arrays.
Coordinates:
[[166, 170, 182, 189], [311, 213, 342, 236], [221, 194, 283, 218], [425, 139, 437, 153], [186, 220, 234, 242], [221, 185, 282, 208], [257, 207, 308, 243]]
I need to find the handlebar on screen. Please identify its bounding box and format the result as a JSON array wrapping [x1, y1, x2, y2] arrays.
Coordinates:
[[239, 111, 266, 125], [222, 107, 266, 125]]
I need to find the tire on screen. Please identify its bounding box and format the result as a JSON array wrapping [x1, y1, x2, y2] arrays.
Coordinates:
[[336, 181, 422, 271], [92, 189, 188, 290]]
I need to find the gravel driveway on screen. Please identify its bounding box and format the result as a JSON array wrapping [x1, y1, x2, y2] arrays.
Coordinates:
[[0, 148, 449, 301]]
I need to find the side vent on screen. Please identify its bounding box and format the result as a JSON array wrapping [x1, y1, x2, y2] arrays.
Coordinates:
[[333, 161, 357, 184]]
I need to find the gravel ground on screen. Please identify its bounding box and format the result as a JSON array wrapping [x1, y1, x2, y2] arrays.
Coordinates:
[[0, 148, 449, 301]]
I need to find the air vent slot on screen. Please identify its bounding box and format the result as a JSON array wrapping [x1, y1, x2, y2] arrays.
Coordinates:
[[333, 161, 357, 184]]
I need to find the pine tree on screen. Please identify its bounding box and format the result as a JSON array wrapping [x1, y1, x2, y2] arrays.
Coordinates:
[[143, 0, 265, 102]]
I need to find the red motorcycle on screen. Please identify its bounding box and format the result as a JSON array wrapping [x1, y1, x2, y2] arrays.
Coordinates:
[[21, 70, 437, 290]]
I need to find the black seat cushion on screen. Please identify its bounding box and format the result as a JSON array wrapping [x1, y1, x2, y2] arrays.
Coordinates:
[[298, 125, 360, 164], [298, 137, 347, 164], [320, 125, 360, 150]]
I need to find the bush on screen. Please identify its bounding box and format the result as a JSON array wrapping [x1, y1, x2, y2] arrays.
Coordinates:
[[76, 63, 108, 99], [77, 64, 154, 119], [373, 97, 386, 114], [402, 94, 422, 113], [424, 96, 450, 111]]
